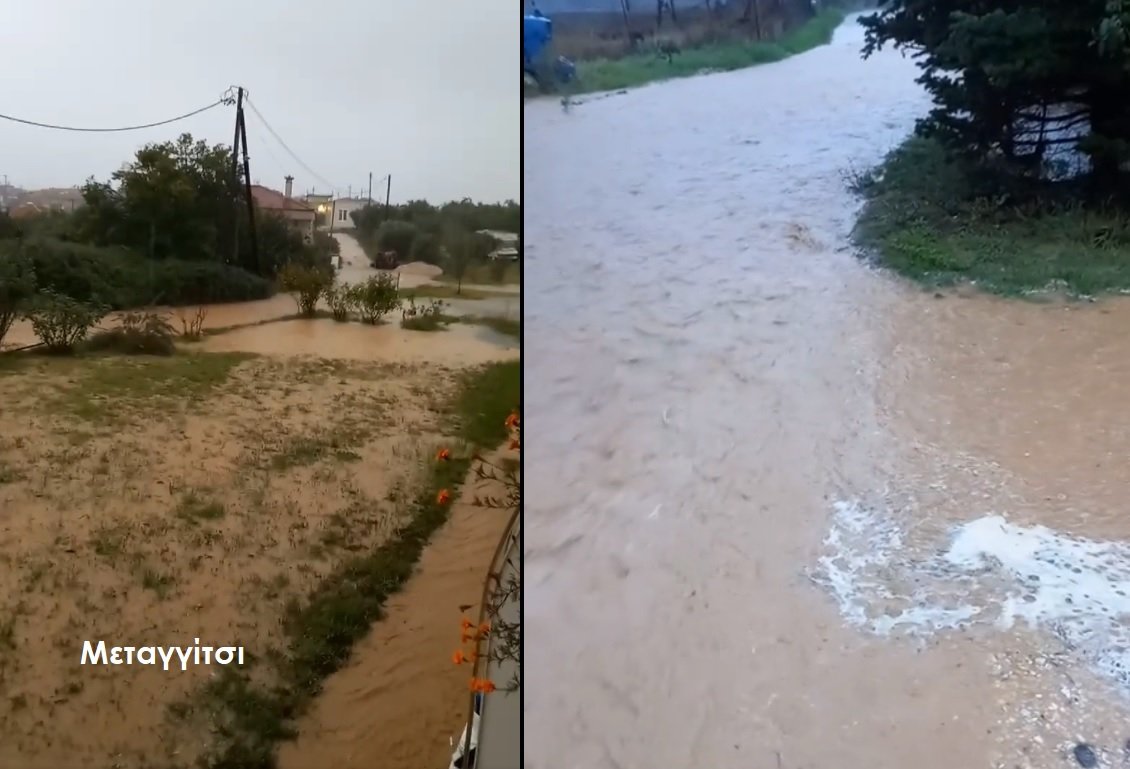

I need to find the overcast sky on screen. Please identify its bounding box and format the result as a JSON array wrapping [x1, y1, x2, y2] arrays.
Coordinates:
[[0, 0, 517, 203]]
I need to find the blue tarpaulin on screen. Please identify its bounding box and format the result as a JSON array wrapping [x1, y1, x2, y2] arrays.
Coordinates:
[[523, 15, 552, 67]]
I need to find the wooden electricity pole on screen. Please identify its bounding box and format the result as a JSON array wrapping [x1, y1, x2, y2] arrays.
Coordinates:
[[234, 89, 259, 275]]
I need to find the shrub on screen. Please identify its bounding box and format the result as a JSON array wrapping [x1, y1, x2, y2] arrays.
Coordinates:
[[324, 284, 358, 322], [87, 311, 176, 355], [399, 297, 448, 332], [313, 230, 340, 258], [0, 245, 36, 348], [278, 262, 334, 317], [21, 238, 273, 308], [175, 306, 209, 340], [148, 260, 274, 306], [24, 291, 106, 353], [354, 274, 400, 324]]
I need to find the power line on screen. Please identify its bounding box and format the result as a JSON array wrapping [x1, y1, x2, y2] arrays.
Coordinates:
[[243, 96, 338, 193], [0, 93, 234, 133]]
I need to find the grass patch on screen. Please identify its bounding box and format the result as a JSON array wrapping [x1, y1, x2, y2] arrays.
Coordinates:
[[200, 359, 519, 768], [176, 490, 227, 522], [453, 359, 521, 448], [0, 461, 22, 485], [400, 313, 449, 332], [462, 315, 520, 339], [852, 136, 1130, 297], [569, 9, 844, 94], [45, 352, 254, 424], [140, 568, 176, 599], [434, 261, 521, 286], [269, 428, 368, 471], [401, 284, 513, 301]]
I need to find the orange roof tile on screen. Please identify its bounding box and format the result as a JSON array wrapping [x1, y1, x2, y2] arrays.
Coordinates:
[[250, 185, 315, 213]]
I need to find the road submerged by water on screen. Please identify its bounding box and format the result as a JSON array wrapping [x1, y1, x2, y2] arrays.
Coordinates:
[[524, 16, 1130, 769]]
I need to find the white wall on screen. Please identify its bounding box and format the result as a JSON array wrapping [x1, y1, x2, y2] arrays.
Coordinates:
[[330, 199, 368, 230]]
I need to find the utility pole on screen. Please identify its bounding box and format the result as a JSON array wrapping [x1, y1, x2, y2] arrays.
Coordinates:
[[384, 175, 391, 221], [235, 94, 259, 275], [368, 172, 373, 206], [231, 90, 244, 182], [230, 89, 244, 265]]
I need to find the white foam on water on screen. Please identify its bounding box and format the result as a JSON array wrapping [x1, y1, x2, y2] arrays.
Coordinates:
[[817, 501, 1130, 693]]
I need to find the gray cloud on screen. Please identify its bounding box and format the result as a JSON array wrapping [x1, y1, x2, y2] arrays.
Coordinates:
[[0, 0, 517, 202]]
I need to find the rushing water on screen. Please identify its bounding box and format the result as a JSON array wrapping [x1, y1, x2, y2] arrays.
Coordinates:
[[525, 16, 1130, 769]]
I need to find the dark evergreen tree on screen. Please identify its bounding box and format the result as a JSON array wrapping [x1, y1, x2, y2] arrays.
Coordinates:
[[861, 0, 1130, 193]]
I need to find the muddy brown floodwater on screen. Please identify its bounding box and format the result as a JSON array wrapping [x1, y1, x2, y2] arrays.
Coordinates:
[[524, 16, 1130, 769]]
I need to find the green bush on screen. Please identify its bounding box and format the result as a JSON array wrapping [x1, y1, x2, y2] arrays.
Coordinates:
[[324, 284, 358, 322], [86, 311, 177, 355], [149, 259, 276, 306], [278, 262, 333, 317], [0, 245, 36, 348], [20, 238, 273, 308], [354, 274, 400, 324], [314, 230, 340, 258], [24, 291, 107, 353]]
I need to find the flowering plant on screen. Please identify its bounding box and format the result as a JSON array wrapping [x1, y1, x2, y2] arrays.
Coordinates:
[[446, 410, 521, 695]]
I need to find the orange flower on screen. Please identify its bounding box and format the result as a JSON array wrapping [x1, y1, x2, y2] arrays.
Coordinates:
[[505, 411, 520, 429], [461, 631, 473, 643], [478, 621, 491, 636], [437, 489, 451, 505], [509, 439, 520, 450], [436, 448, 451, 462], [460, 617, 473, 631], [469, 677, 497, 694], [452, 649, 468, 665]]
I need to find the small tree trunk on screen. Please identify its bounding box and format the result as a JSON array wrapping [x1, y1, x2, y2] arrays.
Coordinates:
[[656, 0, 664, 28]]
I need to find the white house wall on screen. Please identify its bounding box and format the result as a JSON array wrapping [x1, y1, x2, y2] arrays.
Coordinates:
[[330, 200, 369, 230]]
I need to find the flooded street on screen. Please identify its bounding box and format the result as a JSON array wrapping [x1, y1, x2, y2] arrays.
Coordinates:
[[524, 16, 1130, 769]]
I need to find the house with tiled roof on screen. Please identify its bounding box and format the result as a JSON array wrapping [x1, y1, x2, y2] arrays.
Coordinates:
[[250, 176, 316, 242]]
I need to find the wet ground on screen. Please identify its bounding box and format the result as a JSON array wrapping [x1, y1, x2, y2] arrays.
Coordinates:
[[2, 231, 519, 354], [524, 16, 1130, 769], [0, 229, 519, 766]]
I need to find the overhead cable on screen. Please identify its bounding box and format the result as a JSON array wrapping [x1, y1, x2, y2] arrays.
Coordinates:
[[243, 96, 338, 192], [0, 91, 234, 133]]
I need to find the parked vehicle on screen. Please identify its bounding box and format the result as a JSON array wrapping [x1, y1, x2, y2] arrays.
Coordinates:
[[369, 250, 398, 270]]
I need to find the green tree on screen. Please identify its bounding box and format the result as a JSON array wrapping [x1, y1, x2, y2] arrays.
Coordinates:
[[861, 0, 1130, 192], [443, 230, 495, 294], [376, 221, 419, 262], [77, 133, 243, 266], [409, 232, 441, 265], [0, 243, 35, 347]]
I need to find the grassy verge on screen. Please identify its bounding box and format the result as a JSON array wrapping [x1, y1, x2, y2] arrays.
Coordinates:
[[403, 284, 517, 301], [462, 315, 520, 339], [434, 261, 521, 286], [202, 359, 520, 768], [852, 136, 1130, 297], [568, 8, 844, 95]]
